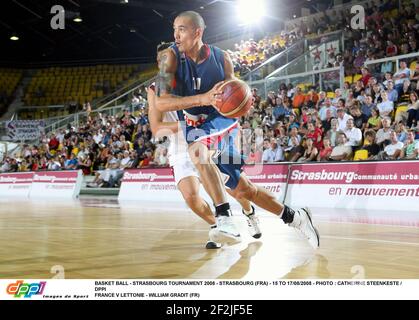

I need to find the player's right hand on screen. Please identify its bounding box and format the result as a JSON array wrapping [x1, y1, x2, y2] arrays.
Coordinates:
[[200, 81, 224, 107]]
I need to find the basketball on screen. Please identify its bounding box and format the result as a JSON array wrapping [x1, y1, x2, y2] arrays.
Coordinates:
[[215, 79, 253, 118]]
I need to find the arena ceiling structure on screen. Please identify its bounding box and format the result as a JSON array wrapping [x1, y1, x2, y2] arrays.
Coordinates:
[[0, 0, 338, 64]]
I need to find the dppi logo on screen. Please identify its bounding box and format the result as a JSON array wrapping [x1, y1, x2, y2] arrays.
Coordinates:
[[6, 280, 46, 298]]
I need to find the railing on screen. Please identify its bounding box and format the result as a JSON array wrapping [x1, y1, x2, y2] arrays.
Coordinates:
[[0, 56, 154, 69], [247, 66, 343, 99], [243, 30, 343, 83], [266, 31, 343, 79], [42, 75, 156, 134], [364, 51, 419, 80], [37, 68, 156, 135], [241, 39, 306, 82]]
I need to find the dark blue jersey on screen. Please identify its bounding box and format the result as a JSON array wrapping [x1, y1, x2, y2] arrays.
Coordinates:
[[171, 44, 225, 117]]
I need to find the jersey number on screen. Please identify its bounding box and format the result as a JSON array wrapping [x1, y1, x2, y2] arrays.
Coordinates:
[[192, 77, 202, 91]]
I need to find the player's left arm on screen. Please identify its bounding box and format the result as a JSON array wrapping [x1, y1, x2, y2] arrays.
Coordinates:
[[223, 51, 237, 81], [147, 86, 179, 138]]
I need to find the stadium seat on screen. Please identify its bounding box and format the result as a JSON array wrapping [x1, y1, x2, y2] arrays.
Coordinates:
[[353, 149, 368, 161]]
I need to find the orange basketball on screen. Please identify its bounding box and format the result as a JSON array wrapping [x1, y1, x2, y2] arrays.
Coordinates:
[[215, 79, 253, 118]]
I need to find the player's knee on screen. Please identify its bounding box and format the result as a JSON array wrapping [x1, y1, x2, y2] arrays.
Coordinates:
[[182, 192, 202, 210], [236, 183, 257, 201]]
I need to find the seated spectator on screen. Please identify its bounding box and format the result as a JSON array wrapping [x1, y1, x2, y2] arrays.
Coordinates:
[[64, 153, 78, 170], [286, 113, 300, 131], [326, 118, 339, 147], [400, 130, 419, 160], [139, 150, 154, 167], [361, 95, 375, 118], [18, 159, 30, 172], [376, 116, 393, 147], [386, 81, 398, 103], [315, 91, 327, 109], [344, 118, 363, 147], [360, 66, 371, 87], [120, 150, 134, 169], [366, 107, 382, 131], [350, 102, 368, 131], [337, 108, 352, 131], [1, 158, 10, 173], [306, 121, 323, 150], [353, 80, 364, 99], [329, 132, 353, 161], [374, 131, 404, 160], [335, 98, 346, 110], [398, 79, 412, 104], [275, 125, 288, 147], [361, 129, 380, 160], [273, 97, 286, 120], [342, 81, 351, 100], [317, 137, 333, 162], [396, 122, 408, 143], [304, 89, 319, 109], [48, 134, 59, 152], [371, 84, 383, 104], [298, 138, 318, 162], [406, 92, 419, 129], [410, 63, 419, 87], [286, 127, 301, 149], [88, 153, 121, 188], [382, 72, 393, 88], [78, 154, 93, 175], [393, 61, 411, 95], [47, 157, 61, 171], [262, 138, 284, 163], [319, 98, 337, 121], [292, 87, 305, 110], [286, 136, 304, 162], [377, 91, 394, 117], [385, 40, 398, 57], [299, 107, 310, 126]]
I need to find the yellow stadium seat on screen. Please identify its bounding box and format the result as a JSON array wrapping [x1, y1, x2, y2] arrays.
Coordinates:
[[410, 61, 417, 72], [353, 74, 362, 82], [344, 75, 353, 84], [354, 149, 368, 161], [395, 105, 408, 120]]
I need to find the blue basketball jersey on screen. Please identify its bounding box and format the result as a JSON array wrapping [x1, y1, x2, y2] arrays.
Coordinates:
[[169, 44, 244, 190], [171, 44, 225, 117]]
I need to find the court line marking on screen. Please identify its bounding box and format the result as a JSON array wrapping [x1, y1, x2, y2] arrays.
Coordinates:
[[321, 235, 419, 247], [317, 220, 419, 229], [1, 227, 419, 247], [0, 227, 210, 232]]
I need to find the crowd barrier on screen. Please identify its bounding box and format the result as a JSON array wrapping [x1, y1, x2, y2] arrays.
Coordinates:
[[119, 161, 419, 211], [118, 165, 288, 205], [2, 162, 418, 211], [0, 170, 83, 199]]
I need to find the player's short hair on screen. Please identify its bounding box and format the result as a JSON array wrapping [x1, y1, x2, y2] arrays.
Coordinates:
[[177, 11, 206, 30]]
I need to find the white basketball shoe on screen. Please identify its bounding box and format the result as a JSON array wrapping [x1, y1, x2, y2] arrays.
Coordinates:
[[289, 207, 320, 249]]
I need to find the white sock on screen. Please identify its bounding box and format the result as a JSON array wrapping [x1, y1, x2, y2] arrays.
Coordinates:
[[242, 207, 253, 215]]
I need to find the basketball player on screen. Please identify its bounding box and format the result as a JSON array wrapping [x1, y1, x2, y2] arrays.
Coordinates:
[[155, 11, 319, 248], [148, 42, 261, 248]]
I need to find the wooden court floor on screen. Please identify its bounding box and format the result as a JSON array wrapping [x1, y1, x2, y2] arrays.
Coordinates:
[[0, 197, 418, 279]]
